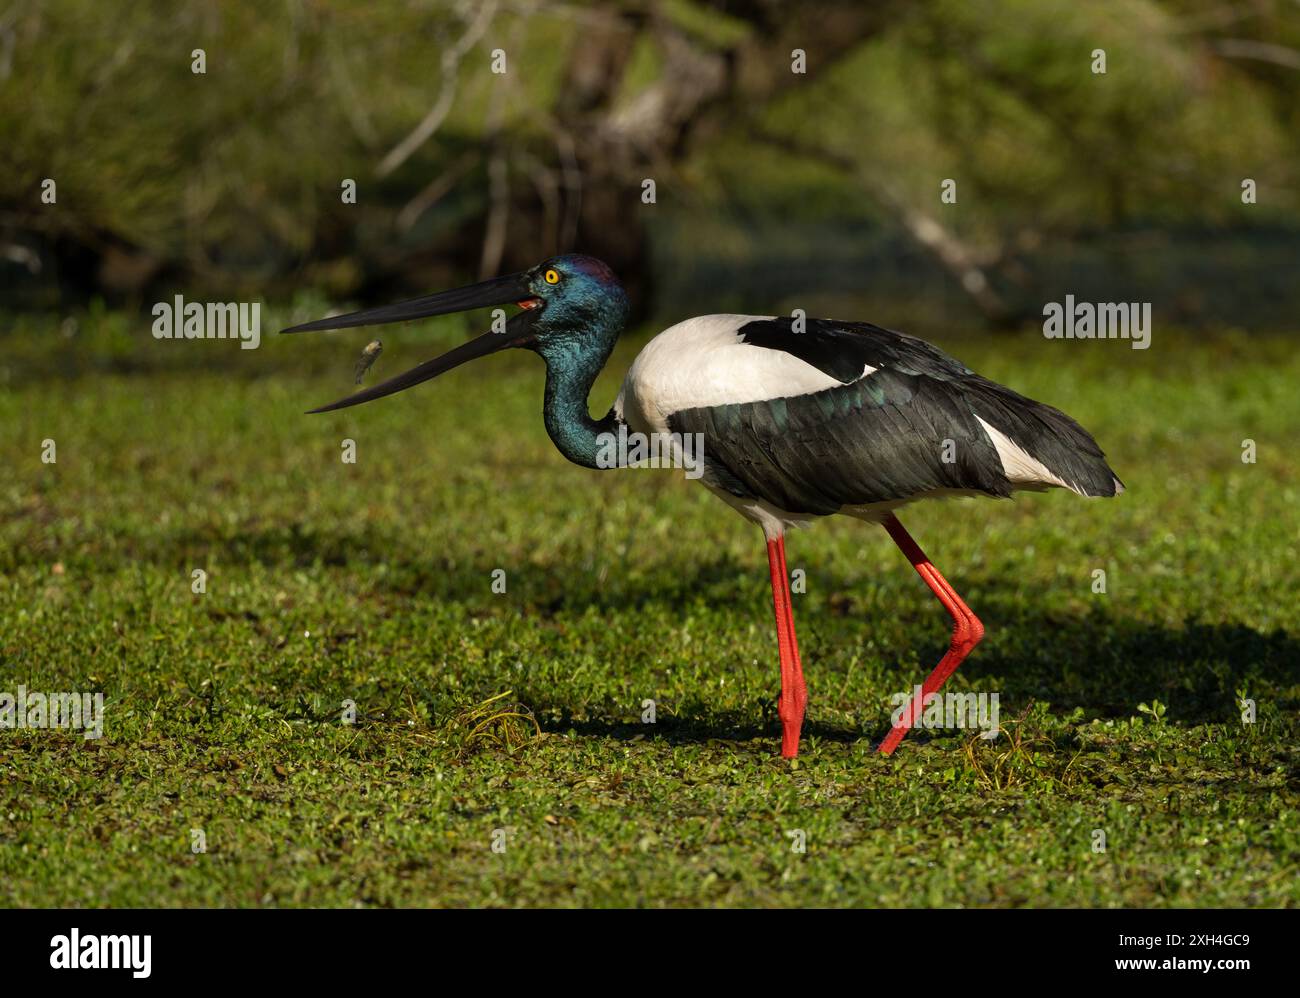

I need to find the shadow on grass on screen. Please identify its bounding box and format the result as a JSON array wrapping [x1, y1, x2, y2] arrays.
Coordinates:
[[519, 601, 1298, 749], [531, 709, 869, 751]]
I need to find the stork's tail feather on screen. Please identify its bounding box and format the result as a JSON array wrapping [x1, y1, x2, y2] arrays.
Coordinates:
[[964, 379, 1124, 499]]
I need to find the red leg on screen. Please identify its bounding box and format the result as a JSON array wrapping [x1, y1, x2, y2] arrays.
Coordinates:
[[766, 535, 807, 758], [877, 514, 984, 756], [774, 537, 804, 678]]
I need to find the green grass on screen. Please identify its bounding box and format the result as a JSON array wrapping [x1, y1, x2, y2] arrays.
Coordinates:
[[1, 311, 1297, 907]]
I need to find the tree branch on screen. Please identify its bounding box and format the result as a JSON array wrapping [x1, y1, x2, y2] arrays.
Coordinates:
[[377, 1, 498, 178]]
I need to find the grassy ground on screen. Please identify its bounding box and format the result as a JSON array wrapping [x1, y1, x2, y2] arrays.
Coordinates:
[[1, 309, 1297, 907]]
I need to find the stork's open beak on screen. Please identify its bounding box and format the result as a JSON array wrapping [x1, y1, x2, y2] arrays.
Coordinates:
[[280, 271, 539, 413]]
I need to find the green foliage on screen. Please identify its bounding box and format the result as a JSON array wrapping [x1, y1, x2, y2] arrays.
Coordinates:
[[0, 0, 573, 294], [2, 0, 1297, 302], [757, 0, 1298, 230]]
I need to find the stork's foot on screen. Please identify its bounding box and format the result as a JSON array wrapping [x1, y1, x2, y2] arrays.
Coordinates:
[[878, 612, 983, 756], [779, 681, 808, 758]]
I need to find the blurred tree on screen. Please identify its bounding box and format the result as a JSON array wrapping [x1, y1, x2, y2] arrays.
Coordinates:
[[0, 0, 1296, 323]]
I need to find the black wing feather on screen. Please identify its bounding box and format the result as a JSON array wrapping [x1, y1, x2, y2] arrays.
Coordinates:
[[666, 317, 1121, 515]]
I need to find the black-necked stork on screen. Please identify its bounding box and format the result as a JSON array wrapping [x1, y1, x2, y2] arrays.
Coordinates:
[[284, 254, 1123, 759]]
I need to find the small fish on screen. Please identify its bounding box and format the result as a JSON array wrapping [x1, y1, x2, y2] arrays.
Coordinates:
[[354, 339, 383, 384]]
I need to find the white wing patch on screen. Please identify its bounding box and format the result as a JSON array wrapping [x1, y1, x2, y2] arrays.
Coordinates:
[[617, 315, 846, 436], [974, 415, 1073, 492]]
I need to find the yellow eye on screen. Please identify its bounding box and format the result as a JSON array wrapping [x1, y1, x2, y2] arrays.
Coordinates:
[[544, 269, 561, 284]]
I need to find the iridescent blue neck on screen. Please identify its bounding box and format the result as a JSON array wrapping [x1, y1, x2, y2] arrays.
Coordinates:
[[537, 345, 620, 468], [532, 297, 626, 469]]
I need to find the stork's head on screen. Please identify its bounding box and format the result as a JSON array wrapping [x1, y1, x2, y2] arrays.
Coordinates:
[[522, 254, 628, 334], [282, 254, 627, 413]]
